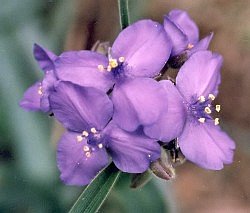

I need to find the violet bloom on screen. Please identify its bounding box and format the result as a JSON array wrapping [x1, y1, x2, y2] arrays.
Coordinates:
[[50, 81, 160, 185], [19, 44, 57, 112], [145, 51, 235, 170], [164, 9, 213, 67], [54, 20, 171, 132]]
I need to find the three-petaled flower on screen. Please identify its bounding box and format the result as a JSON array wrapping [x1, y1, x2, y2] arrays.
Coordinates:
[[50, 81, 160, 185], [145, 51, 235, 169]]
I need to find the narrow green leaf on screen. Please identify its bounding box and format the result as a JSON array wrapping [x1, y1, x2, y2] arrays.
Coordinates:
[[118, 0, 130, 29], [69, 163, 121, 213]]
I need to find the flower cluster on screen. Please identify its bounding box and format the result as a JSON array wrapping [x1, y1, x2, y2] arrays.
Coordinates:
[[20, 9, 235, 186]]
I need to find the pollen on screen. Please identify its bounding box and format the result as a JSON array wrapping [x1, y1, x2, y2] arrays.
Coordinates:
[[198, 95, 206, 102], [85, 152, 91, 158], [214, 118, 220, 125], [215, 105, 221, 112], [76, 135, 83, 142], [109, 59, 118, 68], [98, 143, 103, 149], [204, 107, 212, 114], [98, 64, 104, 71], [208, 94, 215, 101], [187, 43, 194, 49], [198, 117, 206, 123], [83, 145, 90, 152], [90, 127, 97, 134], [82, 131, 89, 137], [118, 56, 125, 62]]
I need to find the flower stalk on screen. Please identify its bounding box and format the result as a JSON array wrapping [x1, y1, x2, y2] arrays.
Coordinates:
[[118, 0, 130, 29]]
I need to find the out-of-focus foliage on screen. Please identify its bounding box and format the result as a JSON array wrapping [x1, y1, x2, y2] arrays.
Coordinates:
[[0, 1, 171, 212]]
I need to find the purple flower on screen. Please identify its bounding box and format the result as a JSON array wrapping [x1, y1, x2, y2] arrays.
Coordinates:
[[19, 44, 57, 112], [146, 51, 235, 170], [50, 81, 160, 185], [164, 9, 213, 60], [54, 20, 171, 132]]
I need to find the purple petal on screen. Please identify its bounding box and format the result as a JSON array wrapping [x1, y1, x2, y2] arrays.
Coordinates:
[[112, 78, 168, 132], [112, 20, 171, 78], [168, 9, 199, 44], [178, 120, 235, 170], [57, 131, 109, 186], [144, 80, 186, 142], [104, 122, 160, 173], [188, 33, 214, 57], [163, 16, 188, 56], [19, 81, 42, 111], [176, 51, 223, 101], [33, 43, 57, 72], [40, 70, 57, 112], [55, 51, 113, 91], [49, 81, 113, 132]]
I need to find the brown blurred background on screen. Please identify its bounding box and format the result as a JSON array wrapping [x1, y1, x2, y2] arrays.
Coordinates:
[[61, 0, 250, 212]]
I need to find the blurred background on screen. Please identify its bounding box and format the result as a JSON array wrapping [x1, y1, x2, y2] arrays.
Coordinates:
[[0, 0, 249, 212]]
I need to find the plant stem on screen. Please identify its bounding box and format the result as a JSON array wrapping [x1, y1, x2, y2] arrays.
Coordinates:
[[118, 0, 130, 29]]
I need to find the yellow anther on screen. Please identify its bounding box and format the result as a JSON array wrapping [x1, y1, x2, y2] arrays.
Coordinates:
[[90, 127, 97, 134], [76, 135, 83, 142], [198, 96, 206, 102], [215, 105, 221, 112], [198, 118, 206, 123], [204, 107, 212, 114], [109, 59, 118, 68], [118, 56, 125, 62], [85, 152, 91, 158], [208, 94, 215, 101], [82, 131, 89, 137], [38, 86, 43, 95], [98, 64, 104, 71], [98, 143, 103, 149], [187, 43, 194, 49], [214, 118, 220, 125], [83, 145, 90, 152]]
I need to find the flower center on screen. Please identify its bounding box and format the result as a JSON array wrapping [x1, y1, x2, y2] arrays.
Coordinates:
[[97, 48, 126, 78], [188, 94, 221, 125], [75, 127, 104, 158]]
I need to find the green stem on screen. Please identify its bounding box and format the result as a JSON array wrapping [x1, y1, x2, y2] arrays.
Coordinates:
[[118, 0, 130, 29]]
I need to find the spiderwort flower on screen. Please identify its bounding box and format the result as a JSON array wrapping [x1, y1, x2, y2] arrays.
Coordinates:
[[164, 9, 213, 67], [54, 20, 171, 132], [146, 51, 235, 170], [50, 81, 160, 185], [19, 44, 57, 112]]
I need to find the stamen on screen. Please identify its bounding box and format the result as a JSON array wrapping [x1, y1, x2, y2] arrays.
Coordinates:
[[76, 135, 83, 142], [214, 118, 220, 125], [38, 86, 43, 95], [208, 94, 215, 101], [215, 105, 221, 112], [90, 127, 97, 134], [198, 118, 206, 123], [109, 59, 118, 68], [187, 43, 194, 49], [107, 65, 112, 72], [98, 143, 103, 149], [204, 107, 212, 114], [83, 145, 90, 152], [98, 64, 104, 71], [85, 152, 91, 158], [198, 96, 206, 102], [82, 131, 89, 137], [118, 56, 125, 62]]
